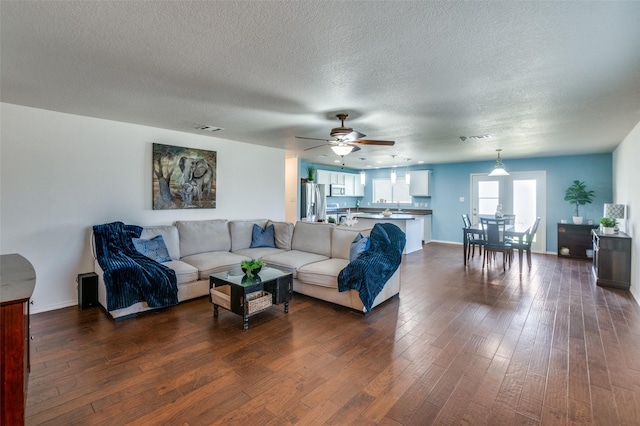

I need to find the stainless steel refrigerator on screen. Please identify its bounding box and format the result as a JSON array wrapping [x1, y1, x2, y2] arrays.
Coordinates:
[[300, 183, 326, 222]]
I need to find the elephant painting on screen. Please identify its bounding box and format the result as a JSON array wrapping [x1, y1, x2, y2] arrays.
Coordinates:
[[179, 157, 213, 201], [152, 143, 217, 210]]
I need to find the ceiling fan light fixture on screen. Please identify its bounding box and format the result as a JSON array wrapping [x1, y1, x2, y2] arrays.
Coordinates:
[[488, 149, 509, 176], [331, 145, 354, 156]]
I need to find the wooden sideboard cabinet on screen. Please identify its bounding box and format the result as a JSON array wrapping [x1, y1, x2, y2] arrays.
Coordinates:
[[1, 254, 36, 426], [557, 223, 598, 259], [592, 230, 632, 289]]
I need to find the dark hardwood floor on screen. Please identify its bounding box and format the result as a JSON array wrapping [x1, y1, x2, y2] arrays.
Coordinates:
[[25, 243, 640, 425]]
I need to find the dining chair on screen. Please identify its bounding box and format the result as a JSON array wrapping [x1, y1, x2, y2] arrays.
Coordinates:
[[510, 217, 541, 271], [480, 217, 512, 271], [502, 214, 516, 244], [503, 214, 516, 225], [462, 214, 484, 260]]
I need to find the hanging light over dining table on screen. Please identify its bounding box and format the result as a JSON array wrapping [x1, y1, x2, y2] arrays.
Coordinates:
[[488, 149, 509, 176]]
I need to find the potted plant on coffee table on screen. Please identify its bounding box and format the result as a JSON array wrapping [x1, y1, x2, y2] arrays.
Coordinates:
[[241, 259, 265, 277], [564, 180, 595, 224]]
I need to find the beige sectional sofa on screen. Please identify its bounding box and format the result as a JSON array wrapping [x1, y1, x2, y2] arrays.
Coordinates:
[[92, 219, 401, 319]]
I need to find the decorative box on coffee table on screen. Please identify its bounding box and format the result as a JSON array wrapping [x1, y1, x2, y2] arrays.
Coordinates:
[[210, 267, 292, 330]]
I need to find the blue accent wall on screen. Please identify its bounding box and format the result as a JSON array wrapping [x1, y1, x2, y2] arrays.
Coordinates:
[[302, 153, 612, 252]]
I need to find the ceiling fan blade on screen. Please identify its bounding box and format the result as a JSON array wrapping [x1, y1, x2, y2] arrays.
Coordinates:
[[351, 139, 395, 146], [296, 136, 333, 142], [303, 143, 330, 151], [343, 130, 366, 140]]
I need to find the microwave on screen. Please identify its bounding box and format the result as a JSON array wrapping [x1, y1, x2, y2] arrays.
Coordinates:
[[330, 184, 345, 196]]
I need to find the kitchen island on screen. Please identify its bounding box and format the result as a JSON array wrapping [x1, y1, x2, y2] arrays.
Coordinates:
[[353, 213, 424, 254]]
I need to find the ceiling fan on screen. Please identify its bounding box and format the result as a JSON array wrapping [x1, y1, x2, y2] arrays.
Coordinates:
[[296, 113, 395, 156]]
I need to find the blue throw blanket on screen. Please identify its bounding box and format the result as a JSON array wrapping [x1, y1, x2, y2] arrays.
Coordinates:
[[93, 222, 178, 312], [338, 223, 406, 312]]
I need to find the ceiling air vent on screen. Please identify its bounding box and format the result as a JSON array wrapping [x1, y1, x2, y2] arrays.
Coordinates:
[[459, 134, 492, 142], [195, 125, 224, 132]]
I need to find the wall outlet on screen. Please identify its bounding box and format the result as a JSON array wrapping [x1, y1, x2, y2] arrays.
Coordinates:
[[459, 197, 465, 202]]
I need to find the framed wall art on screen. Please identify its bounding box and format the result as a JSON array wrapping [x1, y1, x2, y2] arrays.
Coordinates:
[[152, 143, 217, 210]]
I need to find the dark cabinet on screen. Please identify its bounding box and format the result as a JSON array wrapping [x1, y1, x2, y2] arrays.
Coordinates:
[[1, 254, 36, 426], [592, 230, 632, 289], [557, 223, 599, 259]]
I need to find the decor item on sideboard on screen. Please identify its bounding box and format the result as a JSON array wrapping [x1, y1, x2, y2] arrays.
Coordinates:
[[152, 143, 217, 210], [241, 259, 265, 277], [604, 203, 627, 233], [307, 164, 316, 182], [598, 217, 617, 234], [564, 180, 594, 224]]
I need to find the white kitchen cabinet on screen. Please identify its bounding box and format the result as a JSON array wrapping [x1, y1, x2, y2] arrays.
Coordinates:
[[330, 172, 346, 185], [344, 174, 355, 196], [316, 170, 330, 187], [409, 170, 431, 196]]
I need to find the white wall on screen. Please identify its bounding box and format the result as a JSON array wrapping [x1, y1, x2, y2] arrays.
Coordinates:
[[1, 103, 286, 313], [613, 119, 640, 302]]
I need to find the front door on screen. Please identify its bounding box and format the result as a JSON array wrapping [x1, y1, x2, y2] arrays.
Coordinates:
[[471, 171, 546, 253]]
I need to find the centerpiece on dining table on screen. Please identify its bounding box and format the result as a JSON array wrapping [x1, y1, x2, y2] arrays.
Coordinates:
[[241, 259, 265, 277]]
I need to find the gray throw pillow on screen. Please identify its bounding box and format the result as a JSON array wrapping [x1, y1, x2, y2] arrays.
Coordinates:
[[250, 224, 276, 248], [350, 233, 370, 261], [132, 235, 171, 263]]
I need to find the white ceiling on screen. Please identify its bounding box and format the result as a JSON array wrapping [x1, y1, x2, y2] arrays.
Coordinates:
[[2, 1, 640, 169]]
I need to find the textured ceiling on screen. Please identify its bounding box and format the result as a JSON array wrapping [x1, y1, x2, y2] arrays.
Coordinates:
[[2, 1, 640, 169]]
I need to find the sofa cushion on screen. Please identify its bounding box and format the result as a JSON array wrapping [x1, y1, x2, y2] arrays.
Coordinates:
[[350, 233, 371, 262], [140, 225, 181, 260], [291, 222, 334, 257], [267, 220, 294, 251], [132, 235, 171, 263], [229, 220, 268, 251], [162, 260, 199, 285], [297, 258, 350, 288], [180, 251, 249, 279], [331, 226, 371, 260], [176, 220, 230, 257], [234, 247, 285, 259], [261, 250, 329, 278], [251, 224, 276, 248]]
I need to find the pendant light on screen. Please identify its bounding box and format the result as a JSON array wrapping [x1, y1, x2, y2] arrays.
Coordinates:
[[405, 159, 411, 185], [359, 158, 366, 185], [390, 155, 397, 184], [488, 149, 509, 176]]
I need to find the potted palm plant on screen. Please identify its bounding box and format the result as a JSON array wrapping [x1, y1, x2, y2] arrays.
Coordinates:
[[564, 180, 595, 224]]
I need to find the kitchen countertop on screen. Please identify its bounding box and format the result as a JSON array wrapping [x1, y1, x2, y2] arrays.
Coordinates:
[[336, 208, 432, 215], [353, 213, 421, 220]]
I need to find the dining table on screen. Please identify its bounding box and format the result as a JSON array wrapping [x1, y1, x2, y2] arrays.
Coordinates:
[[462, 222, 531, 268]]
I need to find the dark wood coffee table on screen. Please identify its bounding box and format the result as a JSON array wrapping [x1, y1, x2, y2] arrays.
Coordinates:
[[209, 267, 292, 330]]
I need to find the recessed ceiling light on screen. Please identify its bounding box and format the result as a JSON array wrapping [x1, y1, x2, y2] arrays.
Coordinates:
[[418, 160, 424, 164]]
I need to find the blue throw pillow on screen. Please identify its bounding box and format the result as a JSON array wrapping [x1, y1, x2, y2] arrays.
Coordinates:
[[350, 233, 371, 262], [250, 224, 276, 248], [132, 235, 171, 263]]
